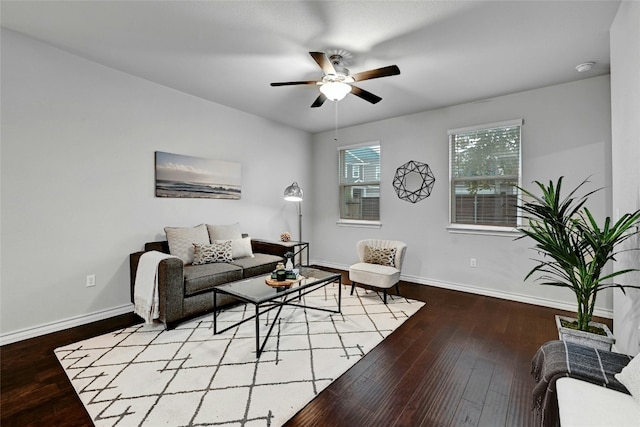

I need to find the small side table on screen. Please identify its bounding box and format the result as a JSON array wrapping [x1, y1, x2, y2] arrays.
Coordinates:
[[251, 239, 309, 267]]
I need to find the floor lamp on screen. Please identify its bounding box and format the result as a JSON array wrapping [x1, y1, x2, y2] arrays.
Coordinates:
[[283, 181, 303, 242]]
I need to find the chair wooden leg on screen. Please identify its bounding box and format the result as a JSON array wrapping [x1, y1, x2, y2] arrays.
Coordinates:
[[383, 289, 387, 304], [350, 282, 356, 295], [395, 283, 400, 296]]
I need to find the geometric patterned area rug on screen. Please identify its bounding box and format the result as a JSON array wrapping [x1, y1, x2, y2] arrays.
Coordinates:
[[55, 284, 424, 426]]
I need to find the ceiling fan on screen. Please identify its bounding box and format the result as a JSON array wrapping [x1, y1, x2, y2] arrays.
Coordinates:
[[270, 51, 400, 108]]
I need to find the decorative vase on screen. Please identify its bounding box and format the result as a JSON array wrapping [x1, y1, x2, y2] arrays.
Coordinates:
[[284, 251, 295, 271], [555, 315, 615, 351]]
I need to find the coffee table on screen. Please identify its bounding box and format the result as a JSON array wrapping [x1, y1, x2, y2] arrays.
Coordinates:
[[212, 267, 342, 357]]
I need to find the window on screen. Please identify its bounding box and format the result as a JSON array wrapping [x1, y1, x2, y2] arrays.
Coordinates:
[[339, 143, 380, 221], [449, 119, 522, 229]]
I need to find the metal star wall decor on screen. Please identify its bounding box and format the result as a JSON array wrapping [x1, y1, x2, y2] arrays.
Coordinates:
[[393, 160, 435, 203]]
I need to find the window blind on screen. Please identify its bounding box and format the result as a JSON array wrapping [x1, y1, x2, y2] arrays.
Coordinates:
[[338, 143, 381, 221], [449, 121, 522, 227]]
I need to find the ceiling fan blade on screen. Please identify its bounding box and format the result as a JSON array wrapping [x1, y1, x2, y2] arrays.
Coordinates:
[[309, 52, 337, 75], [270, 81, 318, 86], [350, 85, 382, 104], [350, 65, 400, 82], [311, 93, 327, 108]]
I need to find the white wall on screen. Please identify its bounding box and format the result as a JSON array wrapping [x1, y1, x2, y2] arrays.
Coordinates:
[[0, 27, 621, 345], [611, 1, 640, 356], [310, 76, 613, 315], [0, 29, 312, 342]]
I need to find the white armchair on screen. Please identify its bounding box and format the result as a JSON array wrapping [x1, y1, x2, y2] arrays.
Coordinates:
[[348, 239, 407, 304]]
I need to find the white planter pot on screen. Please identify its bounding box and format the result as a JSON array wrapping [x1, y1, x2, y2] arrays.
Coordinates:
[[555, 315, 615, 351]]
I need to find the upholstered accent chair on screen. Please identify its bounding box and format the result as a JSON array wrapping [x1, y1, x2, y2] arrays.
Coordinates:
[[348, 239, 407, 304]]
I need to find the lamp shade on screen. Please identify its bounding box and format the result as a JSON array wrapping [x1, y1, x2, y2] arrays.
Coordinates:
[[284, 182, 303, 202], [319, 82, 352, 101]]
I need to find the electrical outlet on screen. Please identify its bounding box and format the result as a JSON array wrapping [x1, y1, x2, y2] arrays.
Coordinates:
[[470, 258, 477, 268], [86, 274, 96, 287]]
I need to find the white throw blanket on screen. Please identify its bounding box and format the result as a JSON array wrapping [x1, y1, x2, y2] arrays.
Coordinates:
[[134, 251, 177, 323]]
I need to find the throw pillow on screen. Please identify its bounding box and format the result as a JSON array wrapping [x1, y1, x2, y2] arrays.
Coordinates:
[[164, 224, 210, 264], [207, 223, 242, 241], [363, 245, 397, 267], [192, 241, 233, 265], [615, 355, 640, 404], [229, 236, 254, 259]]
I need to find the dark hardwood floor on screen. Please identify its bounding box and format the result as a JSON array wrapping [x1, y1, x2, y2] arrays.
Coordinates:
[[1, 269, 612, 427]]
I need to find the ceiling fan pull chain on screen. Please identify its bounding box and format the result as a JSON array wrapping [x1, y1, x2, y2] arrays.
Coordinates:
[[334, 100, 339, 143]]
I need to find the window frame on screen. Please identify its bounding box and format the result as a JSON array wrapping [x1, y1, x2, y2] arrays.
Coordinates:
[[337, 141, 382, 228], [447, 119, 523, 236]]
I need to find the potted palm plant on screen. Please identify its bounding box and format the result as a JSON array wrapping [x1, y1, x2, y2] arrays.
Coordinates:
[[518, 177, 640, 350]]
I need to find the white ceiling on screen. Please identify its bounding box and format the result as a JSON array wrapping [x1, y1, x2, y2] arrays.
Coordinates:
[[1, 1, 620, 133]]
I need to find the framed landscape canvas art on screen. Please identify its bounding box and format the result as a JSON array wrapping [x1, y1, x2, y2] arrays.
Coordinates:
[[155, 151, 241, 199]]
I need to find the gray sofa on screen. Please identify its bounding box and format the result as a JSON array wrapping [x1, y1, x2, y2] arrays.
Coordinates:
[[130, 238, 285, 329]]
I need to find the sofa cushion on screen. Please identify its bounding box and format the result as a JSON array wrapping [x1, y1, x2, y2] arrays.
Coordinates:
[[192, 241, 233, 265], [165, 224, 210, 264], [616, 355, 640, 404], [207, 223, 242, 241], [183, 263, 243, 296], [557, 377, 639, 427], [229, 253, 282, 278]]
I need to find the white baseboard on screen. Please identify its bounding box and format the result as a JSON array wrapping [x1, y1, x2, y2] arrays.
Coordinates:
[[313, 259, 614, 320], [0, 303, 134, 346], [2, 261, 615, 346]]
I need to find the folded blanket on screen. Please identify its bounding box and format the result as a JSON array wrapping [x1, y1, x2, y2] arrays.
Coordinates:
[[134, 251, 177, 323], [531, 340, 632, 427]]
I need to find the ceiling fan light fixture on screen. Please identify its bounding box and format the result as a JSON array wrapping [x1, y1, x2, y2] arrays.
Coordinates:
[[319, 81, 352, 101]]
